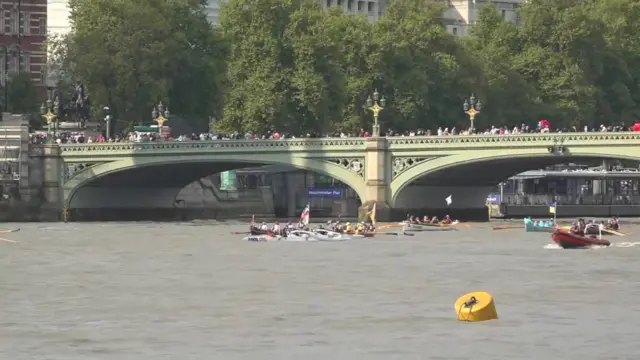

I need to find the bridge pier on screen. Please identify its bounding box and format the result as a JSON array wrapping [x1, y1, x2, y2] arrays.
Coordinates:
[[42, 145, 63, 217], [358, 137, 392, 222]]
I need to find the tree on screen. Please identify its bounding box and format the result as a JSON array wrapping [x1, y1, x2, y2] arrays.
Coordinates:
[[50, 0, 225, 134], [369, 0, 480, 132], [466, 3, 545, 128], [219, 0, 374, 135]]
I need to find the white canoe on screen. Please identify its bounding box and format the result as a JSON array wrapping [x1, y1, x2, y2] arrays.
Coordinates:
[[402, 222, 457, 232]]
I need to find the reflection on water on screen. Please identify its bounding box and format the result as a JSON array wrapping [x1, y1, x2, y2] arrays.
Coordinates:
[[0, 222, 639, 360]]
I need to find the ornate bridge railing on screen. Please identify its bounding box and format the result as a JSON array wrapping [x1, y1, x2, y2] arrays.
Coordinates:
[[56, 138, 368, 155], [387, 132, 640, 150]]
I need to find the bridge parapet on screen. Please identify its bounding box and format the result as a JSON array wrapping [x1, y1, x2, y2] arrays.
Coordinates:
[[58, 138, 367, 156], [387, 132, 640, 151]]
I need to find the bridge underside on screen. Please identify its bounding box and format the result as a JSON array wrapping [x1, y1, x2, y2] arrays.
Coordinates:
[[69, 162, 262, 220], [393, 156, 630, 220]]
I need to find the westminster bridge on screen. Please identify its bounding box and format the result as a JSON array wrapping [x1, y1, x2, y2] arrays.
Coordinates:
[[30, 132, 640, 220]]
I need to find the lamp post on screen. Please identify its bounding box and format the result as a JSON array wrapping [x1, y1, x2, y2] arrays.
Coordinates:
[[463, 94, 482, 133], [103, 106, 111, 140], [365, 89, 386, 137], [40, 96, 59, 141], [151, 101, 170, 127]]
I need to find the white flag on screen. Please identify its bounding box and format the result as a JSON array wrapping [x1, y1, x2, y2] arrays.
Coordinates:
[[445, 195, 452, 206]]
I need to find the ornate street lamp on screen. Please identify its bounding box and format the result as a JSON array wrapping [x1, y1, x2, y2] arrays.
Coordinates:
[[463, 94, 482, 132], [365, 89, 386, 137], [103, 106, 112, 139], [41, 96, 60, 140], [151, 101, 170, 127]]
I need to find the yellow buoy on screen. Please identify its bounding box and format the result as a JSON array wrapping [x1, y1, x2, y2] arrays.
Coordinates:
[[455, 291, 498, 322]]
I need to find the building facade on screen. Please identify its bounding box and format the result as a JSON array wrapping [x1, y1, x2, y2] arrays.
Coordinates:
[[0, 0, 47, 94], [443, 0, 524, 37]]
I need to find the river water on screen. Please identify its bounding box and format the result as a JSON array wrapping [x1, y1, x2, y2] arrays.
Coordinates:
[[1, 221, 639, 360]]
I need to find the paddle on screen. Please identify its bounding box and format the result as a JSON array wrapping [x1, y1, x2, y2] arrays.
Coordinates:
[[493, 225, 524, 231], [231, 231, 250, 235], [0, 228, 19, 234], [0, 237, 16, 243], [380, 232, 414, 236]]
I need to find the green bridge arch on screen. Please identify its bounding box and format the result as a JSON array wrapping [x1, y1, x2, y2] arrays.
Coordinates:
[[390, 145, 640, 207], [63, 154, 367, 208]]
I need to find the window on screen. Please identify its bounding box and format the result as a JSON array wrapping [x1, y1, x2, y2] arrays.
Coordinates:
[[326, 0, 331, 8], [4, 11, 12, 34], [20, 53, 29, 72], [452, 27, 458, 35], [501, 10, 506, 18], [19, 12, 30, 35], [347, 0, 353, 10], [40, 69, 46, 84], [39, 17, 46, 35], [368, 2, 374, 13], [358, 1, 364, 11], [337, 0, 342, 7]]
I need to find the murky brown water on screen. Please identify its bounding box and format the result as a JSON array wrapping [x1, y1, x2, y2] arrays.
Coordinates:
[[1, 221, 639, 360]]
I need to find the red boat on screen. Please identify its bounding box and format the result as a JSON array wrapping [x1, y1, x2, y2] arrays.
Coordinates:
[[552, 229, 610, 249]]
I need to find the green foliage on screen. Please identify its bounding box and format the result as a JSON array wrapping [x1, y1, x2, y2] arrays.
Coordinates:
[[50, 0, 225, 133], [51, 0, 640, 134]]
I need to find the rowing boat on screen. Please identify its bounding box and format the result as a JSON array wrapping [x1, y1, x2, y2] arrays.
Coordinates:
[[402, 222, 456, 232]]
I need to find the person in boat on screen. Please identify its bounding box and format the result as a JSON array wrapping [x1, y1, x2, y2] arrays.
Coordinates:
[[286, 221, 295, 230], [570, 218, 587, 236], [607, 217, 620, 230], [545, 219, 555, 227], [271, 222, 281, 235], [408, 215, 415, 223], [524, 217, 533, 224], [344, 222, 353, 233], [356, 222, 366, 233], [259, 222, 268, 231], [430, 216, 439, 224], [366, 223, 375, 232], [334, 221, 343, 232], [441, 215, 453, 225]]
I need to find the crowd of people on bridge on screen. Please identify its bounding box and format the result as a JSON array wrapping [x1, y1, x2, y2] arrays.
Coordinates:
[[29, 119, 638, 145]]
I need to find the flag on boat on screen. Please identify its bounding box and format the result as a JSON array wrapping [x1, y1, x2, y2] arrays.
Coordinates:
[[549, 202, 557, 214], [251, 215, 255, 225], [445, 195, 452, 206], [367, 203, 377, 225], [300, 203, 310, 225]]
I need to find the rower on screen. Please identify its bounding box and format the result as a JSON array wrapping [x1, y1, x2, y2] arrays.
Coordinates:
[[423, 216, 429, 223], [286, 221, 294, 230], [441, 215, 452, 225], [409, 215, 415, 223], [335, 222, 343, 232], [271, 222, 281, 235], [345, 222, 353, 233], [431, 216, 439, 224], [612, 216, 620, 230], [260, 222, 268, 231]]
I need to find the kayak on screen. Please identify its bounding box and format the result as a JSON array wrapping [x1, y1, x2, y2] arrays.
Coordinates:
[[403, 222, 456, 232], [551, 229, 610, 249]]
